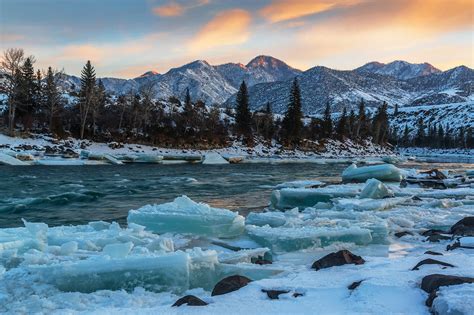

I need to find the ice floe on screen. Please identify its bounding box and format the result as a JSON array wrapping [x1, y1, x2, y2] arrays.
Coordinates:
[[342, 163, 405, 182], [127, 196, 245, 238]]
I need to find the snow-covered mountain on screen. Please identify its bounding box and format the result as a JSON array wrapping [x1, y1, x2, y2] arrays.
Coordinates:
[[58, 56, 300, 105], [54, 58, 472, 114], [356, 60, 441, 80], [225, 64, 473, 114]]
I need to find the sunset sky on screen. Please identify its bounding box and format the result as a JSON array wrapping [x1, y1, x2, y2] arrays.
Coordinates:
[[1, 0, 473, 78]]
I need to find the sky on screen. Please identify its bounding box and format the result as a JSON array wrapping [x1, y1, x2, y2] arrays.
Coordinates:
[[1, 0, 473, 78]]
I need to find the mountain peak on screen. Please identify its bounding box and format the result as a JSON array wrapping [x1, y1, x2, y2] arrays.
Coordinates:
[[246, 55, 287, 69], [357, 60, 441, 80], [137, 70, 159, 78]]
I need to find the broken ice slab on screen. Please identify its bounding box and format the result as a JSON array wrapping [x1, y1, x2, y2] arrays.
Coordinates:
[[202, 153, 229, 165], [275, 180, 324, 189], [246, 212, 287, 227], [28, 249, 217, 294], [246, 225, 373, 252], [271, 184, 362, 210], [342, 163, 405, 183], [127, 196, 245, 238], [359, 178, 394, 199], [432, 284, 474, 315], [218, 248, 270, 264], [34, 159, 86, 166], [334, 197, 409, 212]]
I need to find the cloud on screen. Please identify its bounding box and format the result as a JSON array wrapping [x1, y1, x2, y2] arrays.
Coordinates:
[[153, 3, 184, 17], [260, 0, 361, 22], [189, 9, 251, 52], [152, 0, 210, 17]]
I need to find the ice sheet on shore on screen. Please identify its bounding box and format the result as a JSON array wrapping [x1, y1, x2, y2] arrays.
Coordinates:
[[432, 284, 474, 315], [275, 180, 324, 189], [127, 196, 245, 238], [342, 163, 405, 182], [202, 153, 229, 165]]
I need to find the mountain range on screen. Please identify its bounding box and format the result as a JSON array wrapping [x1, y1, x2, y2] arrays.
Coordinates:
[[60, 56, 473, 114]]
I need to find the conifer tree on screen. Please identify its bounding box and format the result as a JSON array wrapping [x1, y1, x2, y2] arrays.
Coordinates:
[[415, 118, 425, 147], [44, 67, 62, 132], [402, 124, 410, 146], [17, 57, 37, 129], [235, 81, 252, 143], [322, 102, 332, 138], [348, 109, 356, 138], [282, 78, 303, 146], [336, 107, 348, 140], [356, 99, 368, 138], [78, 60, 96, 139]]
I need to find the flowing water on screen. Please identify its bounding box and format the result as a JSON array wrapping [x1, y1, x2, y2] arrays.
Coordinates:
[[0, 163, 348, 228]]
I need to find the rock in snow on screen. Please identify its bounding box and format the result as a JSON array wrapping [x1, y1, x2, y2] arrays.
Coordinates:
[[311, 250, 365, 271], [211, 275, 252, 296], [172, 295, 208, 307]]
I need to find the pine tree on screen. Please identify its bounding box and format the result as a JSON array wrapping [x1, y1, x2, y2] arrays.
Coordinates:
[[415, 118, 425, 147], [78, 60, 96, 139], [356, 99, 368, 138], [92, 79, 106, 136], [44, 67, 62, 132], [348, 109, 356, 138], [372, 102, 389, 144], [336, 107, 348, 140], [235, 81, 252, 144], [394, 104, 399, 116], [322, 102, 332, 138], [402, 124, 410, 146], [282, 78, 303, 146], [184, 88, 193, 114], [17, 57, 37, 129]]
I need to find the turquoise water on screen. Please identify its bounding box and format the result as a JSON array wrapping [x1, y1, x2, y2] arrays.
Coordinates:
[[0, 163, 346, 228]]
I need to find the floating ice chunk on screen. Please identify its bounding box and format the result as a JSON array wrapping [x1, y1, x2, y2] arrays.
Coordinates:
[[0, 152, 29, 165], [127, 196, 245, 238], [275, 180, 324, 189], [334, 197, 408, 211], [102, 242, 134, 258], [60, 241, 78, 255], [202, 153, 229, 165], [342, 163, 404, 182], [359, 179, 394, 199], [423, 199, 463, 208], [246, 212, 286, 227], [271, 185, 362, 210], [246, 225, 373, 252]]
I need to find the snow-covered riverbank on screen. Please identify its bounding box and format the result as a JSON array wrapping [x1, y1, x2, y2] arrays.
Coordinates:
[[1, 163, 473, 314], [0, 133, 399, 166]]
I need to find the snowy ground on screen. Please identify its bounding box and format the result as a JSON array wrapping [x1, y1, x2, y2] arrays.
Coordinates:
[[1, 163, 473, 314], [0, 133, 399, 165]]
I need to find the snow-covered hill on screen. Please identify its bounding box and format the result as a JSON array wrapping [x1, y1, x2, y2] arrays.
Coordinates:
[[225, 65, 473, 114], [356, 60, 441, 80]]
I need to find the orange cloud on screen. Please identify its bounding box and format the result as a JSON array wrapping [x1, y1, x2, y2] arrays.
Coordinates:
[[260, 0, 361, 22], [153, 3, 184, 17], [152, 0, 210, 17], [189, 9, 251, 52]]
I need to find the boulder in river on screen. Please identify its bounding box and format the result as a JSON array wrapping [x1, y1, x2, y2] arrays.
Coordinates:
[[211, 275, 252, 296], [312, 250, 365, 271]]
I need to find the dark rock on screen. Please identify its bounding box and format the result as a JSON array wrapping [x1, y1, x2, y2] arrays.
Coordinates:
[[253, 258, 272, 265], [394, 231, 413, 238], [426, 234, 451, 242], [411, 259, 455, 270], [348, 280, 363, 290], [172, 295, 208, 307], [211, 275, 252, 296], [424, 251, 443, 256], [293, 292, 304, 298], [261, 289, 290, 300], [421, 229, 446, 237], [311, 250, 365, 271], [420, 169, 447, 180], [411, 195, 422, 201], [421, 274, 474, 306], [449, 217, 474, 236]]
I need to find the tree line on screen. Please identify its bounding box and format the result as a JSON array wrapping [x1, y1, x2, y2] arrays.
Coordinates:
[[1, 48, 471, 149]]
